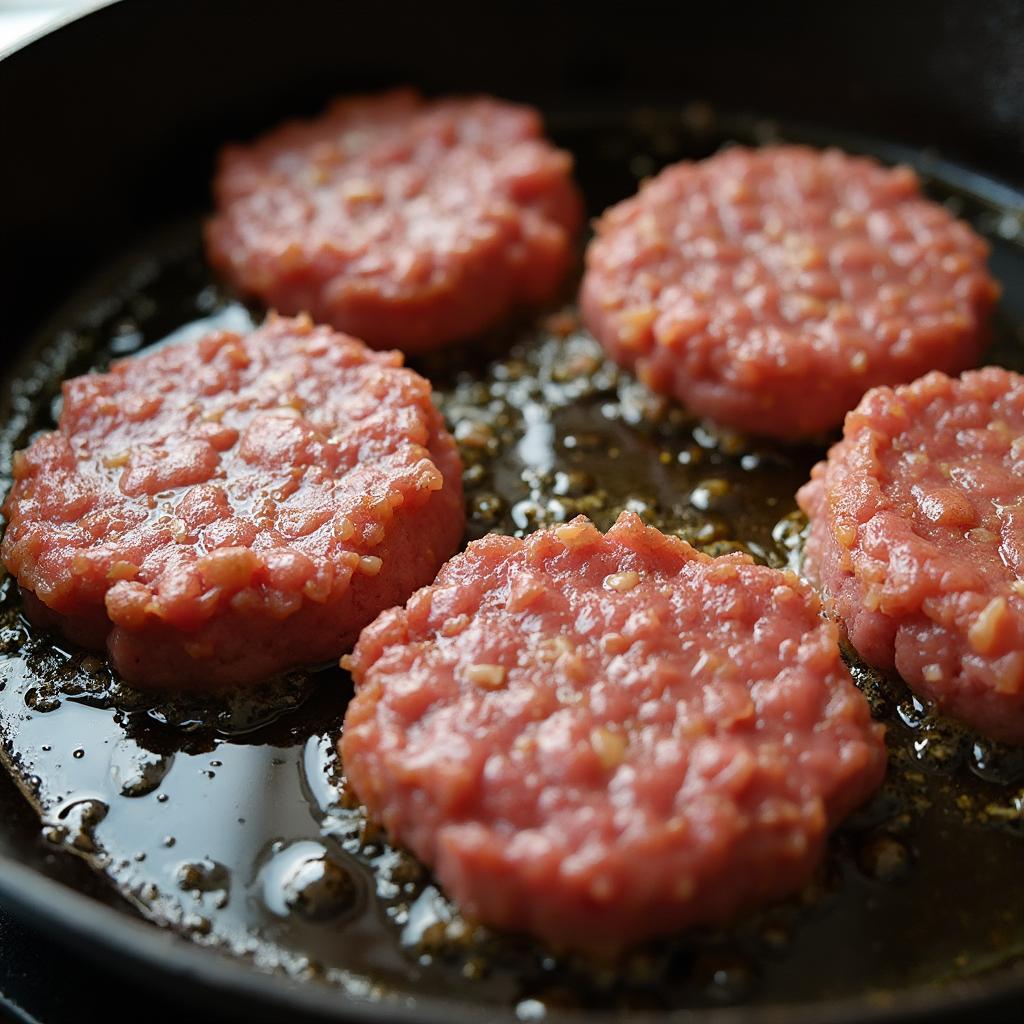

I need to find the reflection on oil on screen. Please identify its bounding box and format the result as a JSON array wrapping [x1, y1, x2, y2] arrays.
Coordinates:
[[258, 839, 358, 921]]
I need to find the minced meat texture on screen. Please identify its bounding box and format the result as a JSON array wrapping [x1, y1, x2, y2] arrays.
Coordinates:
[[206, 89, 583, 353], [581, 146, 999, 439], [2, 314, 464, 688], [341, 512, 885, 954], [799, 366, 1024, 743]]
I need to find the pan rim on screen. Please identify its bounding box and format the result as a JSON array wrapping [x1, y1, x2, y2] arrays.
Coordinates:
[[0, 0, 122, 62], [1, 852, 1023, 1024]]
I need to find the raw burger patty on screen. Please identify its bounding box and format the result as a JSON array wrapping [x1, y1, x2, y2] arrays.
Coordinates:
[[581, 146, 999, 439], [798, 367, 1024, 744], [1, 315, 464, 689], [341, 511, 885, 953], [205, 89, 583, 353]]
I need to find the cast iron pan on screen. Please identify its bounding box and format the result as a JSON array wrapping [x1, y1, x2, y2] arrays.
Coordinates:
[[1, 2, 1023, 1022]]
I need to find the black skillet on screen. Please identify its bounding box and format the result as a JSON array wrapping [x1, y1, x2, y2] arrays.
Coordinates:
[[1, 2, 1024, 1022]]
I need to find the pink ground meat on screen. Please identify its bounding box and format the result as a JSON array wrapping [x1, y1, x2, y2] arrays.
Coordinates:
[[206, 89, 583, 353], [581, 146, 999, 439], [341, 511, 885, 954], [799, 366, 1024, 743], [1, 314, 464, 689]]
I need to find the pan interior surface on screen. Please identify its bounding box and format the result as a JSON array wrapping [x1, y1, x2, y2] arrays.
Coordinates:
[[1, 108, 1023, 1021]]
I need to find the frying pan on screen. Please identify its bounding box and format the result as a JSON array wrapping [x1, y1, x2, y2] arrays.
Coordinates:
[[2, 2, 1024, 1022]]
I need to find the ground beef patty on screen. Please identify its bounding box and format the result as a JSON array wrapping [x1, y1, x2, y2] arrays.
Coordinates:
[[1, 315, 464, 689], [581, 146, 999, 439], [341, 512, 885, 953], [799, 367, 1024, 744], [205, 89, 583, 353]]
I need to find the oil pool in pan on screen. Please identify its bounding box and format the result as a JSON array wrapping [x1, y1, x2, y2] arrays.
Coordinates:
[[0, 110, 1023, 1016]]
